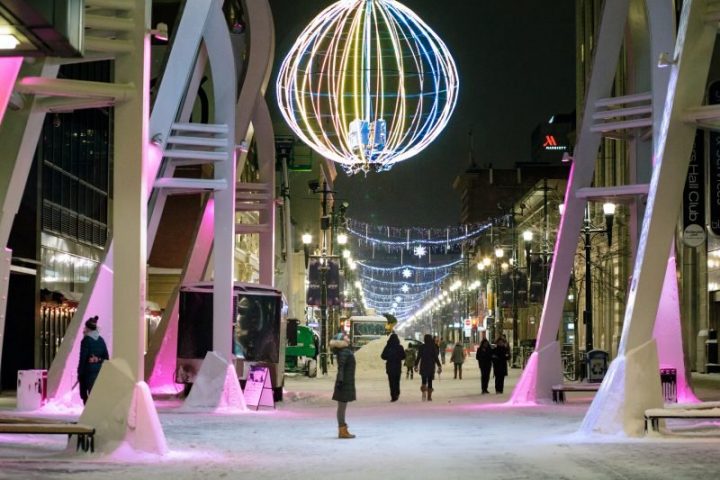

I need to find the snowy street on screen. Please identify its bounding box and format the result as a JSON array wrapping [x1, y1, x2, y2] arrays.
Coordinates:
[[2, 350, 720, 480]]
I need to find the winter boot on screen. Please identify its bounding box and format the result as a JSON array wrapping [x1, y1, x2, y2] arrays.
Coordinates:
[[421, 385, 427, 401], [427, 388, 434, 401], [338, 424, 355, 439]]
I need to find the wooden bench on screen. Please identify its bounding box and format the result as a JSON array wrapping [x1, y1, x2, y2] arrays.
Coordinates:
[[0, 418, 95, 452], [552, 383, 600, 403], [645, 402, 720, 433]]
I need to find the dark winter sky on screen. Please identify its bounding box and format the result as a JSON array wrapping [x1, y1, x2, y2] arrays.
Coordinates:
[[267, 0, 576, 227]]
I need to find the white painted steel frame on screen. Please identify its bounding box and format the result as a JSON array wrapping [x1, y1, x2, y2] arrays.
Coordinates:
[[511, 0, 632, 404], [583, 0, 718, 435]]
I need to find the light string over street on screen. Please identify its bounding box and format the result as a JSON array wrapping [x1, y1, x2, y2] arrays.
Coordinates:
[[346, 218, 493, 247]]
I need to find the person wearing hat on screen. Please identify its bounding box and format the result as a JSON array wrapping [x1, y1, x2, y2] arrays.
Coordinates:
[[330, 332, 356, 439], [77, 316, 109, 405]]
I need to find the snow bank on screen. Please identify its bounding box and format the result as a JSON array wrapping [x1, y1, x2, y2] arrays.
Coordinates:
[[353, 337, 418, 379]]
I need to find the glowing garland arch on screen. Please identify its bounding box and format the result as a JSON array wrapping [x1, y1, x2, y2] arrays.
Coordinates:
[[357, 258, 462, 272], [277, 0, 459, 174]]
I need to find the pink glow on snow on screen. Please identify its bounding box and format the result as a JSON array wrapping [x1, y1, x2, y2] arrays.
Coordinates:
[[50, 259, 114, 401], [509, 351, 539, 405], [0, 57, 22, 124], [653, 255, 698, 403], [147, 201, 215, 394]]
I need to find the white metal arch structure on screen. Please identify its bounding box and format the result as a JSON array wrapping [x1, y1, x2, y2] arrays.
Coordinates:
[[583, 0, 718, 435], [40, 0, 241, 408], [510, 0, 696, 420], [145, 0, 278, 390]]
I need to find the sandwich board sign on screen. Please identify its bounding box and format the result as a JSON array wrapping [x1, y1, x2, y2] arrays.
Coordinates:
[[243, 365, 275, 410]]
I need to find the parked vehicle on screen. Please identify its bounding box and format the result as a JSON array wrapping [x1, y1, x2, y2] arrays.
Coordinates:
[[175, 282, 286, 400], [285, 320, 318, 377]]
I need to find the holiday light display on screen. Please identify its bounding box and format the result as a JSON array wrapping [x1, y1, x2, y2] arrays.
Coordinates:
[[277, 0, 458, 173]]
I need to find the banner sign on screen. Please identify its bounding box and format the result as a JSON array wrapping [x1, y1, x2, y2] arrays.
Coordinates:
[[306, 257, 341, 306], [243, 365, 275, 410], [683, 130, 706, 247], [709, 80, 720, 236]]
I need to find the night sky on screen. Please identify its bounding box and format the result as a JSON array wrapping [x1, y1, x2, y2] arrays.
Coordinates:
[[268, 0, 576, 227]]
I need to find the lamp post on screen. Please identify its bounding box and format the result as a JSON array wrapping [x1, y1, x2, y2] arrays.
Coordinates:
[[582, 202, 615, 353], [493, 247, 504, 342]]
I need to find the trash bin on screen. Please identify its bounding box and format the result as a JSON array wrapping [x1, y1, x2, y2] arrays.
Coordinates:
[[16, 370, 47, 411], [586, 350, 609, 383], [706, 329, 719, 373], [660, 368, 677, 403]]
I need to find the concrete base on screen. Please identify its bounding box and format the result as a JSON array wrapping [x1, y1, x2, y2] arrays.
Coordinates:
[[510, 341, 563, 404], [580, 339, 663, 436], [182, 351, 247, 411], [78, 359, 167, 455]]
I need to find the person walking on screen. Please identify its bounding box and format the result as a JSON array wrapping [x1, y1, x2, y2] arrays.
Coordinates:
[[476, 335, 493, 394], [414, 334, 442, 401], [492, 335, 510, 394], [77, 316, 109, 405], [381, 333, 406, 402], [331, 332, 356, 439], [404, 344, 417, 379], [451, 341, 465, 379], [439, 337, 448, 365]]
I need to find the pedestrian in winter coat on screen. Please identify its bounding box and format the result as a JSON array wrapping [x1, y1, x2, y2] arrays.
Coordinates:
[[439, 337, 448, 364], [492, 336, 511, 394], [331, 332, 356, 438], [381, 333, 406, 402], [475, 336, 493, 394], [451, 342, 465, 379], [77, 316, 109, 405], [414, 334, 442, 401], [404, 346, 417, 379]]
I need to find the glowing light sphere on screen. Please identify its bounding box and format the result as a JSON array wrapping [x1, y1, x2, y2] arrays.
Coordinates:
[[277, 0, 459, 174]]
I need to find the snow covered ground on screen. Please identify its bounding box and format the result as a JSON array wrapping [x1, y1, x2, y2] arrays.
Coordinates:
[[2, 345, 720, 479]]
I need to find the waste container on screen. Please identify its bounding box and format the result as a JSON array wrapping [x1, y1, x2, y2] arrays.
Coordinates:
[[16, 370, 47, 411], [706, 329, 719, 373], [660, 368, 677, 403], [586, 350, 609, 383]]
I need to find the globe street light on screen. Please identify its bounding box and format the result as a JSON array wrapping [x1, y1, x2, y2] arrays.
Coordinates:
[[302, 233, 313, 268]]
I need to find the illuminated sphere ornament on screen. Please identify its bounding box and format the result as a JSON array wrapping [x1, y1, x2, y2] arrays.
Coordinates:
[[277, 0, 459, 174]]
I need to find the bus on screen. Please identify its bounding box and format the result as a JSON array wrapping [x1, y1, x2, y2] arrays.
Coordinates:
[[348, 315, 389, 350]]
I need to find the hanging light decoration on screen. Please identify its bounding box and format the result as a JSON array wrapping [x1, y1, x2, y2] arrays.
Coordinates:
[[277, 0, 459, 174]]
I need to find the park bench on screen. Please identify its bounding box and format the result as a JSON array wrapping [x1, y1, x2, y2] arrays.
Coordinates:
[[644, 401, 720, 433], [0, 416, 95, 452], [551, 382, 600, 403]]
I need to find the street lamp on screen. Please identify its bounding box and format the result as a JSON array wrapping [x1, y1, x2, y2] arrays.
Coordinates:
[[583, 202, 615, 353], [302, 233, 313, 268]]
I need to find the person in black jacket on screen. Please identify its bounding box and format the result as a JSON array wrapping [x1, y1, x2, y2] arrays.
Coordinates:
[[77, 316, 109, 405], [414, 334, 442, 401], [331, 332, 356, 439], [475, 335, 493, 394], [381, 333, 406, 402], [492, 335, 510, 394]]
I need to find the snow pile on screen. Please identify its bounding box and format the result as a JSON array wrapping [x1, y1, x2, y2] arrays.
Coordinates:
[[353, 337, 418, 378]]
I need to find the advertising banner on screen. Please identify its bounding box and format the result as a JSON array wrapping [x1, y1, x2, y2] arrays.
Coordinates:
[[709, 80, 720, 236], [683, 130, 706, 247]]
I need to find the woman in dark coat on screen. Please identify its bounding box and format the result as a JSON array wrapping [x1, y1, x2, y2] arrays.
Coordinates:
[[77, 316, 109, 405], [381, 333, 406, 401], [331, 332, 356, 438], [414, 334, 442, 401], [475, 336, 493, 394], [492, 336, 510, 394]]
